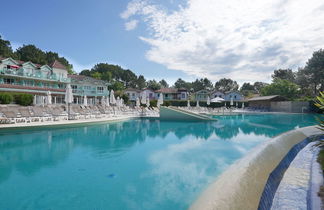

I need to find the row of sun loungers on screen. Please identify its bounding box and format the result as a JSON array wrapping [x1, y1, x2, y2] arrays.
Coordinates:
[[0, 105, 159, 124], [178, 106, 235, 114]]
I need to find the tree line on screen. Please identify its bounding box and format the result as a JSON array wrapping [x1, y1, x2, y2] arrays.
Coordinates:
[[80, 49, 324, 100], [1, 35, 323, 100], [259, 49, 324, 100]]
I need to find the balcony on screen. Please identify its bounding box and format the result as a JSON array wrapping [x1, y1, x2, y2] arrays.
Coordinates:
[[0, 68, 71, 83]]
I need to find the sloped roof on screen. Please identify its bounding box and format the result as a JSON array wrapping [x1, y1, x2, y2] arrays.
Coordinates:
[[142, 88, 155, 92], [248, 95, 287, 101], [22, 61, 38, 68], [68, 74, 109, 85], [51, 60, 67, 70], [178, 88, 188, 92], [1, 57, 50, 69], [155, 88, 179, 93], [211, 90, 225, 94], [225, 90, 241, 94], [195, 89, 210, 94], [125, 88, 140, 92]]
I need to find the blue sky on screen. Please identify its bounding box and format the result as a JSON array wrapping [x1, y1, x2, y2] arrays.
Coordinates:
[[0, 0, 189, 84], [1, 0, 323, 85]]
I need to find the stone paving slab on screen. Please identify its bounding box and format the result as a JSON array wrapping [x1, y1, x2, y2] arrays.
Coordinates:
[[271, 142, 320, 210]]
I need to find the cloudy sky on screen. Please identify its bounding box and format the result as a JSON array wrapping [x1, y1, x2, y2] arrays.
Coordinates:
[[1, 0, 323, 84]]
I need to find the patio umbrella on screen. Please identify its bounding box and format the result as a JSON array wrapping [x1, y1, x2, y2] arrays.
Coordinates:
[[157, 94, 163, 107], [83, 95, 88, 106], [146, 97, 150, 107], [65, 84, 73, 104], [116, 96, 121, 107], [46, 91, 52, 105], [230, 98, 234, 106], [101, 96, 106, 106], [110, 90, 116, 105], [106, 95, 110, 106], [211, 97, 224, 103], [236, 102, 238, 107], [136, 97, 140, 107], [141, 92, 147, 104], [242, 102, 245, 109], [65, 84, 73, 120], [206, 96, 211, 105], [187, 100, 190, 107], [121, 98, 124, 106], [40, 96, 43, 106], [33, 95, 37, 105], [196, 101, 200, 107]]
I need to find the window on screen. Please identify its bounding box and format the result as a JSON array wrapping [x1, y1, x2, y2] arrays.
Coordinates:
[[234, 95, 237, 99], [71, 85, 77, 90], [181, 93, 185, 98], [4, 78, 14, 84], [132, 93, 135, 97], [165, 94, 168, 97], [97, 86, 104, 93], [84, 86, 91, 90]]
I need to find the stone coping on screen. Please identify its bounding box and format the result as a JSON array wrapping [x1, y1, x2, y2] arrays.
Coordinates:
[[0, 115, 139, 129], [190, 126, 324, 210]]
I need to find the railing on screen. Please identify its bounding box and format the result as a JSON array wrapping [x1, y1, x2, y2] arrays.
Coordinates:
[[0, 68, 71, 83], [0, 81, 64, 90], [71, 89, 109, 96]]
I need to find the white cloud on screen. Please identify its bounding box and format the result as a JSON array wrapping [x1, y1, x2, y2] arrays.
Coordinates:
[[125, 19, 139, 31], [65, 56, 95, 73], [121, 0, 324, 83], [10, 41, 22, 51]]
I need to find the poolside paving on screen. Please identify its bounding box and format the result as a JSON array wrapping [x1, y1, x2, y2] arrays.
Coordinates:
[[271, 141, 322, 210]]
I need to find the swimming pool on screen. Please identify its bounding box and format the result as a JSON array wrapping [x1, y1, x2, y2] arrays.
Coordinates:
[[0, 113, 318, 210]]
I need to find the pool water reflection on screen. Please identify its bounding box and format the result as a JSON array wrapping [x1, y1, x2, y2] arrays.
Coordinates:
[[0, 114, 318, 210]]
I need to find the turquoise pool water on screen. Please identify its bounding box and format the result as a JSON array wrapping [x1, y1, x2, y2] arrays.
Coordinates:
[[0, 114, 318, 210]]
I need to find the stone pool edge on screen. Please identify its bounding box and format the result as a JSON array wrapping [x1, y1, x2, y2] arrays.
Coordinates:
[[0, 115, 141, 129], [189, 125, 324, 210]]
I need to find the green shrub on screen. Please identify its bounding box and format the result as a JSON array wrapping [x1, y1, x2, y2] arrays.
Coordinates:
[[0, 92, 13, 104], [150, 99, 157, 107], [121, 94, 129, 104], [163, 101, 171, 106], [14, 93, 34, 106]]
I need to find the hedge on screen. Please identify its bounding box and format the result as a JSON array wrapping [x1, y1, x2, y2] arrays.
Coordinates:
[[0, 93, 13, 104], [140, 99, 158, 108], [14, 93, 34, 106], [0, 92, 33, 106]]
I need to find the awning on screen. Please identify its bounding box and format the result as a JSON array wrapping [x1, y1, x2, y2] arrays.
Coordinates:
[[9, 65, 20, 69]]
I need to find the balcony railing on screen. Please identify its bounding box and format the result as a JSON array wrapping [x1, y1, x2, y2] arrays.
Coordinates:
[[0, 68, 71, 83], [72, 89, 109, 96], [0, 80, 65, 89]]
